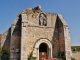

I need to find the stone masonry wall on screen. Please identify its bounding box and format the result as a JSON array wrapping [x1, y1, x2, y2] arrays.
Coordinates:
[[58, 16, 65, 52], [52, 16, 65, 58], [1, 28, 11, 48], [21, 13, 28, 60], [0, 34, 2, 46], [26, 12, 57, 56], [21, 8, 68, 59], [52, 19, 60, 57], [58, 14, 72, 60], [10, 15, 21, 60]]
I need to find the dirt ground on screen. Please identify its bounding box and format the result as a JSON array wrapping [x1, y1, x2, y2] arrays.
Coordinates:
[[72, 52, 80, 60]]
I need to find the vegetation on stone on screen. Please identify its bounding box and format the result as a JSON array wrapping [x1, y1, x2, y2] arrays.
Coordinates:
[[71, 58, 76, 60], [28, 50, 36, 60], [0, 47, 9, 60]]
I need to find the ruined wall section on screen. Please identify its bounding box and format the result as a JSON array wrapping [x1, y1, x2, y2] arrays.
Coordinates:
[[57, 16, 65, 52], [0, 34, 2, 46], [1, 28, 11, 48], [10, 15, 21, 60], [52, 18, 60, 57], [52, 15, 66, 57], [58, 14, 72, 60], [24, 9, 57, 55]]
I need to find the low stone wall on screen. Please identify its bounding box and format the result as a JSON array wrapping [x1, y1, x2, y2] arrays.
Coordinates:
[[72, 51, 80, 60]]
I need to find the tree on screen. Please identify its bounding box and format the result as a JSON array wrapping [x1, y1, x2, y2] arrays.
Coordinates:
[[0, 46, 2, 54]]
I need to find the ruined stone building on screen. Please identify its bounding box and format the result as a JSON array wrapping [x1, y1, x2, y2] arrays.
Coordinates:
[[0, 34, 2, 45], [1, 6, 72, 60]]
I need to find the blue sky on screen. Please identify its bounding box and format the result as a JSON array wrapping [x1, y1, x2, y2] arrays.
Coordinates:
[[0, 0, 80, 46]]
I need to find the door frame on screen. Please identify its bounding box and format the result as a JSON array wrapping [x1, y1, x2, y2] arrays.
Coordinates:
[[34, 39, 52, 60]]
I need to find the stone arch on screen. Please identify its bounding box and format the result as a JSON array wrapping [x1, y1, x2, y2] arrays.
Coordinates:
[[39, 13, 47, 26], [34, 39, 52, 49], [33, 39, 52, 60]]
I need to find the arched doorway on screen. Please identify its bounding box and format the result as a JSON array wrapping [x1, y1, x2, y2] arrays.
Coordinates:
[[34, 39, 52, 60], [39, 43, 48, 60]]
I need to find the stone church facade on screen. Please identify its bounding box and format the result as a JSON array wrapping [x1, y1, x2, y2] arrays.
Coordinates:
[[1, 6, 71, 60]]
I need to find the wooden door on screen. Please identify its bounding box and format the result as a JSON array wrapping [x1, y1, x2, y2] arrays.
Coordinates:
[[39, 52, 47, 60]]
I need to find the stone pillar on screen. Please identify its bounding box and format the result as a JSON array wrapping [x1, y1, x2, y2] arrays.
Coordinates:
[[48, 47, 52, 58], [20, 13, 28, 60], [37, 48, 39, 60], [48, 49, 50, 58], [64, 25, 72, 60], [51, 47, 52, 58]]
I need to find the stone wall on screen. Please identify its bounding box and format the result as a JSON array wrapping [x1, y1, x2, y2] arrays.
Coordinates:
[[26, 12, 57, 56], [20, 9, 58, 60], [21, 13, 28, 60], [10, 15, 21, 60], [52, 18, 60, 57], [0, 34, 2, 46], [58, 14, 72, 60], [20, 7, 71, 60], [52, 16, 65, 57], [1, 28, 11, 48]]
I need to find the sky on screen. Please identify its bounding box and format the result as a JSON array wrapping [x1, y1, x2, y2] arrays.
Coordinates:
[[0, 0, 80, 46]]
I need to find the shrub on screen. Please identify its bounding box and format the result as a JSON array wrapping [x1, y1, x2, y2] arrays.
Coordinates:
[[57, 58, 63, 60], [0, 47, 10, 60], [0, 46, 2, 54], [2, 48, 10, 55], [28, 51, 33, 60], [71, 58, 75, 60], [28, 50, 36, 60], [58, 51, 66, 60]]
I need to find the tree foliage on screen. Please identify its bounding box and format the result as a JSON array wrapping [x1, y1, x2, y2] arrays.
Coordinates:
[[0, 47, 9, 55], [71, 46, 80, 51]]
